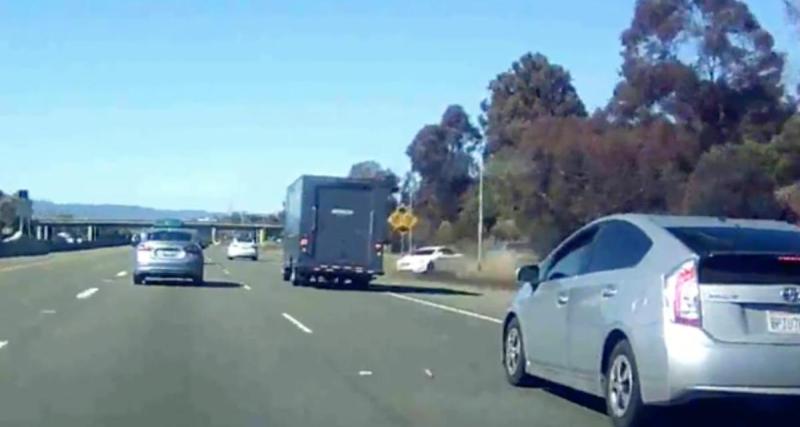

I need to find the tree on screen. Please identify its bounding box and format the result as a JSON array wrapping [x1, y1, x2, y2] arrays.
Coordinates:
[[348, 160, 399, 191], [683, 143, 783, 218], [608, 0, 795, 147], [482, 52, 587, 155], [0, 195, 17, 233], [486, 116, 697, 253], [407, 105, 481, 224], [769, 115, 800, 186]]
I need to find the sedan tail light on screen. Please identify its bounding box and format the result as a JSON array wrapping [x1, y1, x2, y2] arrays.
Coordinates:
[[664, 259, 702, 327]]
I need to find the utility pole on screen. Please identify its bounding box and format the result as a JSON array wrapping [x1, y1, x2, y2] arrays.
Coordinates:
[[477, 157, 484, 272], [408, 183, 414, 254]]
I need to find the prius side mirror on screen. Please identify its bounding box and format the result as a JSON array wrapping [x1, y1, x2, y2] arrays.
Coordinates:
[[516, 264, 540, 287]]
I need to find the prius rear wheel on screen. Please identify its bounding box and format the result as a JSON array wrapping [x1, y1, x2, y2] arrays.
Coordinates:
[[605, 340, 649, 427]]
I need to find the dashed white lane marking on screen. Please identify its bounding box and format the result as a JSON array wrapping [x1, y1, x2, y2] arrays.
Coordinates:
[[41, 309, 57, 314], [282, 313, 313, 334], [115, 271, 127, 277], [102, 279, 114, 283], [243, 284, 252, 291], [386, 292, 502, 324], [222, 269, 231, 275], [359, 371, 373, 376], [0, 341, 7, 349], [76, 288, 99, 299], [425, 369, 434, 378]]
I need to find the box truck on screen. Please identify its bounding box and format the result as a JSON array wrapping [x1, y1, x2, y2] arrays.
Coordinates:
[[282, 175, 392, 288]]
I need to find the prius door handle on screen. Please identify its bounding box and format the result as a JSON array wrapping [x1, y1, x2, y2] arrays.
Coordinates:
[[601, 285, 618, 299]]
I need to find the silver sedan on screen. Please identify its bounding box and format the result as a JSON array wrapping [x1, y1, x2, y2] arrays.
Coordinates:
[[503, 214, 800, 427], [133, 229, 204, 285]]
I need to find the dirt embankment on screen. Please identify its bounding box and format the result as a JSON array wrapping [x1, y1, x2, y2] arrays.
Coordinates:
[[386, 249, 538, 289]]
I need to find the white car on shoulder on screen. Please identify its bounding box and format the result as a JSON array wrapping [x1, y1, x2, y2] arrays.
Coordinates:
[[395, 246, 463, 274], [227, 237, 258, 261]]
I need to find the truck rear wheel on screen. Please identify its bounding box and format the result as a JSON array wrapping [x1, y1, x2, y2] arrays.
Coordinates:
[[352, 277, 371, 290], [290, 268, 306, 287]]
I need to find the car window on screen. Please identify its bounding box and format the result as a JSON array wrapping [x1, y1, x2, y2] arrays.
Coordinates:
[[586, 220, 653, 274], [413, 249, 435, 255], [147, 231, 193, 242], [441, 248, 455, 255], [546, 228, 597, 280], [666, 226, 800, 255]]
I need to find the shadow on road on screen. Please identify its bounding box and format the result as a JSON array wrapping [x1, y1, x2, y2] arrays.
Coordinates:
[[140, 279, 243, 289], [310, 281, 481, 296], [524, 378, 797, 427]]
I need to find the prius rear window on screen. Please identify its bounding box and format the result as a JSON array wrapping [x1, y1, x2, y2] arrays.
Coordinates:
[[667, 227, 800, 255]]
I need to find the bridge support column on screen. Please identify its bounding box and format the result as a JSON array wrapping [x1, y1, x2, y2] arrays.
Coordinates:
[[211, 227, 218, 245], [36, 225, 43, 240], [43, 225, 51, 241], [87, 225, 95, 242], [258, 228, 266, 245]]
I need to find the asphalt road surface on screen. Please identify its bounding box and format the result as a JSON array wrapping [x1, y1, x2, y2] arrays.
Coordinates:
[[0, 246, 794, 427]]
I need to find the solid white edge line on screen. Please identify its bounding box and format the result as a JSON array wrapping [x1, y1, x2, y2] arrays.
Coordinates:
[[282, 313, 313, 334], [387, 292, 502, 324], [76, 288, 99, 299], [0, 341, 7, 349]]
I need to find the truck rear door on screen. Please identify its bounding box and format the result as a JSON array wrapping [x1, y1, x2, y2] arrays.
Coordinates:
[[314, 186, 374, 267]]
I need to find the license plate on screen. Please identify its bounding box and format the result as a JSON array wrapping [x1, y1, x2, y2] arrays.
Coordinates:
[[159, 250, 179, 258], [767, 311, 800, 334]]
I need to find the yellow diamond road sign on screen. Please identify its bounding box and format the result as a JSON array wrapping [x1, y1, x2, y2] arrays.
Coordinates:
[[388, 205, 418, 234]]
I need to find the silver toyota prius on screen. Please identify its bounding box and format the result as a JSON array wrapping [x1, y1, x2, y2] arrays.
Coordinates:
[[133, 228, 204, 285], [503, 214, 800, 427]]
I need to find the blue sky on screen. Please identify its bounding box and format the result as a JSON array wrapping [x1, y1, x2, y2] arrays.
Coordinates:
[[0, 0, 796, 213]]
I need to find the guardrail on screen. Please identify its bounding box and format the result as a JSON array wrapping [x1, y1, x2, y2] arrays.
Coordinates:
[[0, 237, 130, 258]]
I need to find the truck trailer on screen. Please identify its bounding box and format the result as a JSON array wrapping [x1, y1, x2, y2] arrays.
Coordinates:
[[282, 175, 392, 288]]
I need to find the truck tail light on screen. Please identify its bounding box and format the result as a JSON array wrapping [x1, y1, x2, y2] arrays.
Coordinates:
[[664, 259, 702, 327], [374, 243, 383, 254], [300, 236, 310, 253]]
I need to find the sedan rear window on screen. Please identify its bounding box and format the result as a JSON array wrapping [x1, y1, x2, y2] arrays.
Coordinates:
[[412, 249, 435, 256], [667, 227, 800, 255], [147, 231, 193, 242]]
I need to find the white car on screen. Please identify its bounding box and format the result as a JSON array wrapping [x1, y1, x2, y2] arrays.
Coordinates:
[[56, 232, 82, 244], [227, 237, 258, 261], [395, 246, 463, 274]]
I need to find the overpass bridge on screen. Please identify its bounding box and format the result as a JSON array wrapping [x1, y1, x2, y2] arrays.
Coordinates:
[[32, 218, 283, 244]]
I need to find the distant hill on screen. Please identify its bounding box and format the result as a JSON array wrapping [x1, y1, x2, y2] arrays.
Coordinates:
[[32, 200, 220, 221]]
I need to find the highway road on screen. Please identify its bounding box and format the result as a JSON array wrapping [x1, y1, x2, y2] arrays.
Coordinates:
[[0, 246, 793, 427]]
